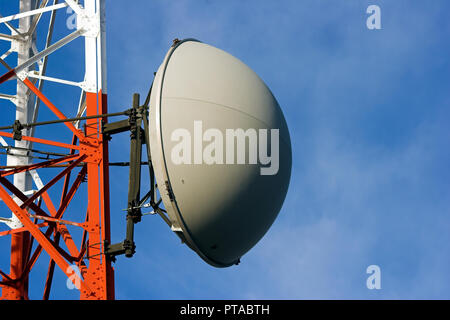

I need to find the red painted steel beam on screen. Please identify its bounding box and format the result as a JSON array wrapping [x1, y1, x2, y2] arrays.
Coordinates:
[[43, 232, 60, 300], [0, 69, 15, 85], [0, 154, 81, 177], [0, 131, 82, 151], [41, 192, 83, 256], [0, 223, 48, 237], [0, 176, 51, 219], [0, 183, 93, 297], [98, 91, 115, 300], [56, 165, 87, 218], [78, 91, 114, 300], [19, 156, 86, 210], [22, 78, 85, 141]]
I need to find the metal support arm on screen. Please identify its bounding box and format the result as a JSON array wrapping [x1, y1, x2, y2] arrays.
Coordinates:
[[105, 93, 155, 261]]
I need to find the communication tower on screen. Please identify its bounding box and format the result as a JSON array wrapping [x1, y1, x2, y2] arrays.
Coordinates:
[[0, 0, 114, 299], [0, 1, 291, 300]]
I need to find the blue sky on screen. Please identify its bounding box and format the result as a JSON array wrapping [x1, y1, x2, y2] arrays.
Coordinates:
[[1, 0, 450, 299]]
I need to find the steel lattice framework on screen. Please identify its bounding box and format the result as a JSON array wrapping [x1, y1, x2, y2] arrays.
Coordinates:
[[0, 0, 115, 299]]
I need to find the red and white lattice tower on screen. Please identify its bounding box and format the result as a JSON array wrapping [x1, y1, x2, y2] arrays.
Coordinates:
[[0, 0, 114, 300]]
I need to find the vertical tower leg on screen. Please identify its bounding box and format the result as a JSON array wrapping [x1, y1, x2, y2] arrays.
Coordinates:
[[2, 0, 36, 300], [79, 0, 114, 300], [99, 92, 115, 300]]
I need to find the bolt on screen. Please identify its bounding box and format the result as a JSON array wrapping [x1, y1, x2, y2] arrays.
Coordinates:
[[172, 38, 181, 46]]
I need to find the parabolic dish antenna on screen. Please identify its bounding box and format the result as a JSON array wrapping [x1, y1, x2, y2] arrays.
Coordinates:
[[149, 39, 292, 267]]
